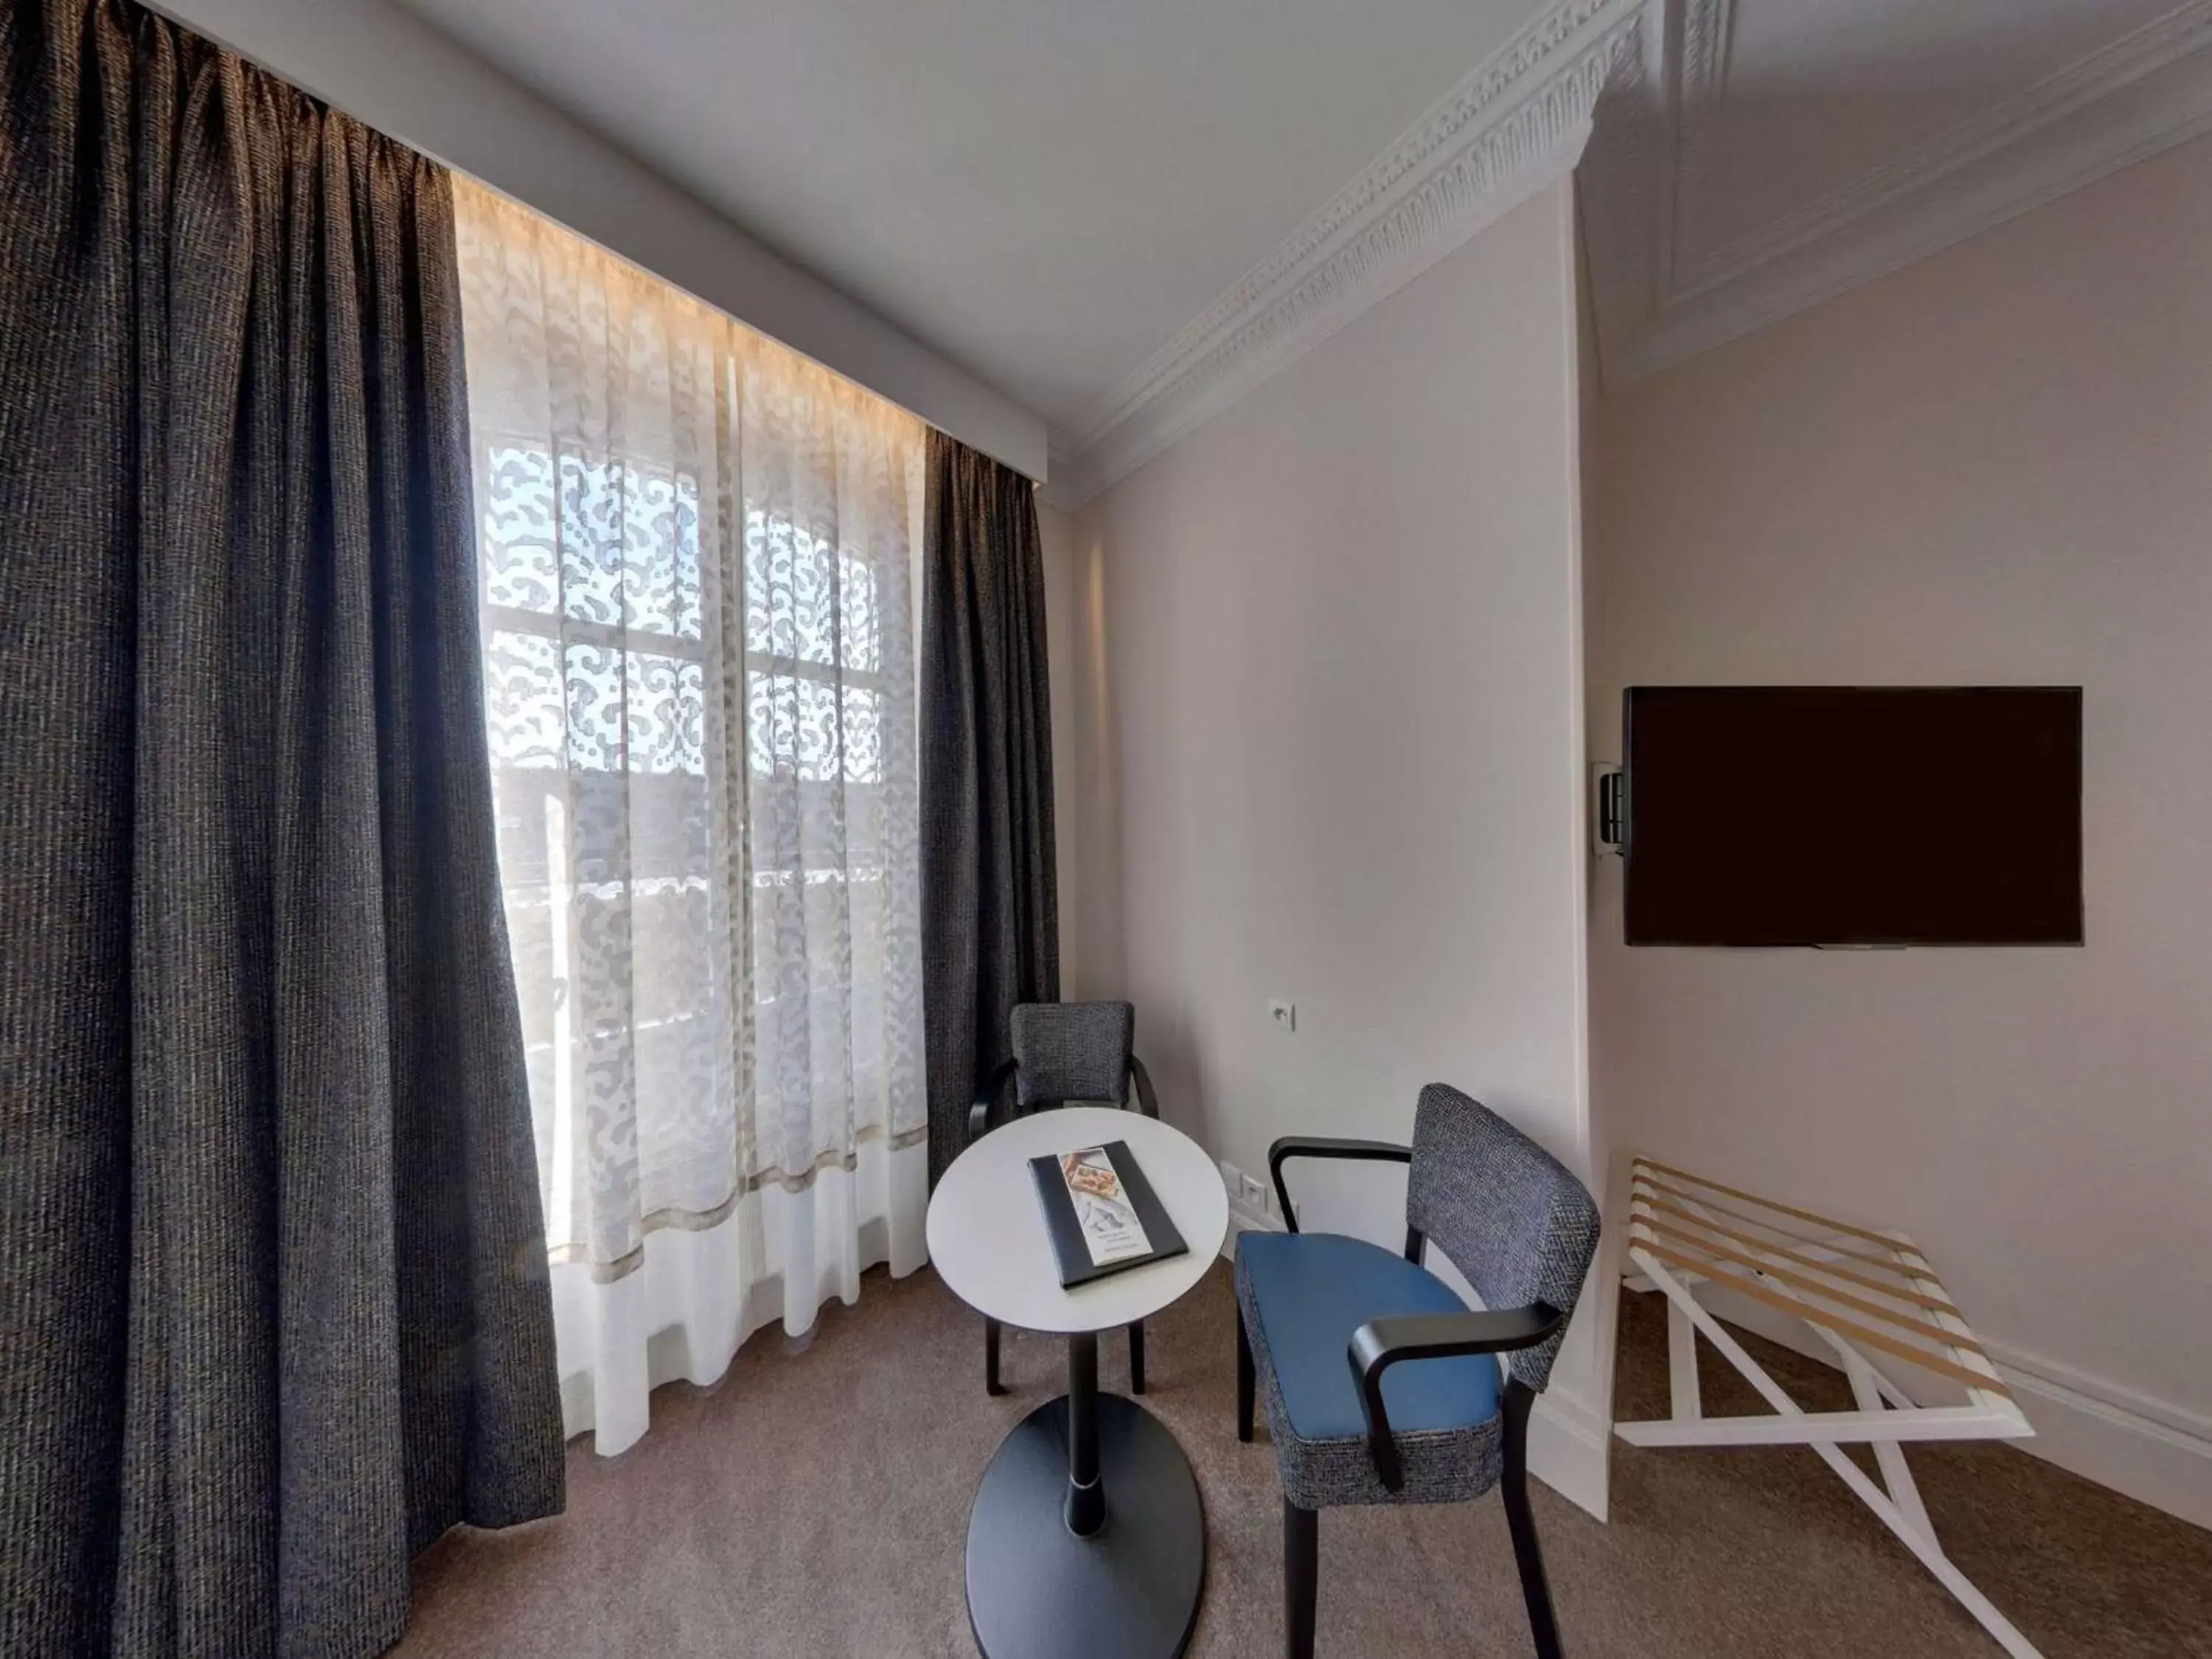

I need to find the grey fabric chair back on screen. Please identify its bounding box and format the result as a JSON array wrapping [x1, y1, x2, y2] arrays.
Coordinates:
[[1405, 1082, 1600, 1392], [1009, 1001, 1134, 1107]]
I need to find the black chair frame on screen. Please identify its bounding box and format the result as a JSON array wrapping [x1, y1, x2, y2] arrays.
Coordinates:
[[1239, 1136, 1570, 1659], [968, 1051, 1161, 1397]]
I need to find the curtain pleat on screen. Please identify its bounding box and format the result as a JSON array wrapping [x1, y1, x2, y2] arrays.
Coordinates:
[[0, 4, 564, 1654], [920, 432, 1060, 1184], [452, 178, 930, 1456]]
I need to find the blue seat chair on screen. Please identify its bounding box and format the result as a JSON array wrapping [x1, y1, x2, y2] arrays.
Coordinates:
[[969, 1000, 1161, 1394], [1234, 1083, 1601, 1659]]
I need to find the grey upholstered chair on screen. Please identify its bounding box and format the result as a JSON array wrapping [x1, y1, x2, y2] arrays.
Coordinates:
[[968, 1001, 1161, 1394], [1234, 1084, 1601, 1659]]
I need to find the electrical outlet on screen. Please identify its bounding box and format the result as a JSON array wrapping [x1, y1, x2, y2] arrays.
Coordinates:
[[1239, 1172, 1269, 1214], [1267, 998, 1295, 1032]]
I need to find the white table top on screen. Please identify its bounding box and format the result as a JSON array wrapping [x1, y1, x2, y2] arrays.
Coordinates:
[[927, 1107, 1230, 1335]]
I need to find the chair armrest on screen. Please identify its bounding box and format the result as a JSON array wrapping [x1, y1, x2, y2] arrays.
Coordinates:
[[967, 1058, 1019, 1147], [1346, 1302, 1563, 1492], [1266, 1137, 1411, 1234], [1127, 1055, 1161, 1119]]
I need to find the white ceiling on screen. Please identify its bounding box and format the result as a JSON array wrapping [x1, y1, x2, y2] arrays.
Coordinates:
[[398, 0, 1551, 442], [1585, 0, 2212, 382], [397, 0, 2212, 484], [1672, 0, 2181, 276]]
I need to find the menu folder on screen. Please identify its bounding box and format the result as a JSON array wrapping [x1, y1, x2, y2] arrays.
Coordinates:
[[1028, 1138, 1190, 1289]]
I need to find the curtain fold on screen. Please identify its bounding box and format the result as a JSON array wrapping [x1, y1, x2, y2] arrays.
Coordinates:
[[452, 180, 929, 1456], [921, 432, 1060, 1184], [0, 4, 563, 1655]]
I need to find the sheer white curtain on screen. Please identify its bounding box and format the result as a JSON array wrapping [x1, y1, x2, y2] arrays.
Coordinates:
[[455, 179, 928, 1455]]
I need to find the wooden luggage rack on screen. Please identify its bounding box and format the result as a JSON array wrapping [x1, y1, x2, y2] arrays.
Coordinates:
[[1615, 1156, 2040, 1658]]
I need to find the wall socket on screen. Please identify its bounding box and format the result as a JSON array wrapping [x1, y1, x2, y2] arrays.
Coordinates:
[[1267, 998, 1295, 1032], [1219, 1158, 1274, 1221]]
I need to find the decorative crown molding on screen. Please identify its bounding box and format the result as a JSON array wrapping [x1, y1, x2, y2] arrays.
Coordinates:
[[1046, 0, 1651, 509], [1680, 0, 2212, 301], [1044, 0, 2212, 498], [1585, 0, 2212, 384], [1664, 0, 1735, 291]]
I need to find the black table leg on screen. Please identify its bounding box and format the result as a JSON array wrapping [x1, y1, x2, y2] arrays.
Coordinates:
[[1065, 1332, 1104, 1537], [964, 1329, 1207, 1659]]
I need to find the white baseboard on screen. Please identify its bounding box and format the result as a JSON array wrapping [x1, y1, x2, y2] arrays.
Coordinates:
[[1220, 1200, 1282, 1253], [1220, 1199, 1610, 1520], [1640, 1281, 2212, 1532], [1529, 1385, 1613, 1522], [1981, 1339, 2212, 1532]]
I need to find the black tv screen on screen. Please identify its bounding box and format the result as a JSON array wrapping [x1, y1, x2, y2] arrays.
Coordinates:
[[1623, 687, 2082, 947]]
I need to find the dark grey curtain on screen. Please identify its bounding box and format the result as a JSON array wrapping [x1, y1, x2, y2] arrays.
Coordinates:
[[921, 432, 1060, 1183], [0, 4, 564, 1655]]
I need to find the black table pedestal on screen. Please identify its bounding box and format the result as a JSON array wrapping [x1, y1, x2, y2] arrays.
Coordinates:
[[964, 1331, 1206, 1659]]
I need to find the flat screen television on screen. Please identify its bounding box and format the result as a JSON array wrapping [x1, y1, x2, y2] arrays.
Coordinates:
[[1622, 686, 2082, 947]]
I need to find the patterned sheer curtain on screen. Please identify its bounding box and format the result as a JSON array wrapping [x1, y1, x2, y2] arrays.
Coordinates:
[[454, 179, 928, 1454]]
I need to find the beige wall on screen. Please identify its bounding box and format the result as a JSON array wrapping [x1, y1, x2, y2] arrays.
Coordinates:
[[1588, 135, 2212, 1522], [1037, 501, 1124, 1002], [1055, 181, 1607, 1505]]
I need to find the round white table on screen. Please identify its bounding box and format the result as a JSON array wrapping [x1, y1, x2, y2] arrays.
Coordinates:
[[928, 1107, 1229, 1659]]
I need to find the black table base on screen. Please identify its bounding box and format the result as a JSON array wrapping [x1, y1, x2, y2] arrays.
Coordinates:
[[964, 1331, 1206, 1659]]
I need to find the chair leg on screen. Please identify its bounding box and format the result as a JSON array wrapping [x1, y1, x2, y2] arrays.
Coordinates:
[[984, 1317, 1006, 1397], [1501, 1378, 1564, 1659], [1127, 1319, 1147, 1395], [1236, 1307, 1255, 1442], [1284, 1498, 1318, 1659]]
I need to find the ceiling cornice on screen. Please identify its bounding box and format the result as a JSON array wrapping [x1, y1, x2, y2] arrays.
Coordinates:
[[1046, 0, 2212, 504], [1585, 0, 2212, 384], [1044, 0, 1652, 509]]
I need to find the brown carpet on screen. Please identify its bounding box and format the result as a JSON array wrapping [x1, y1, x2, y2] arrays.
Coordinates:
[[397, 1262, 2211, 1658]]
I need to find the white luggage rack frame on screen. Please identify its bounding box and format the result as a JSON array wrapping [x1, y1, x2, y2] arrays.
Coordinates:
[[1615, 1156, 2042, 1659]]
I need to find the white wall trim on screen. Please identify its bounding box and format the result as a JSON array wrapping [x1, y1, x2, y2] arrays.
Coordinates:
[[1673, 1, 2212, 300], [1585, 0, 2212, 383], [1046, 0, 1651, 508], [1987, 1340, 2212, 1459], [1640, 1281, 2212, 1531], [1528, 1383, 1613, 1522], [1984, 1338, 2212, 1533], [1220, 1200, 1284, 1253]]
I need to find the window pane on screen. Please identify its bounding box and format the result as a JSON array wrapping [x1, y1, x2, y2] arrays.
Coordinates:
[[839, 550, 880, 674], [841, 684, 885, 785], [746, 673, 885, 785], [743, 511, 880, 672], [481, 446, 560, 615], [748, 669, 836, 781], [481, 443, 702, 641], [609, 462, 702, 640], [485, 628, 565, 768], [558, 456, 703, 639], [566, 644, 704, 776]]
